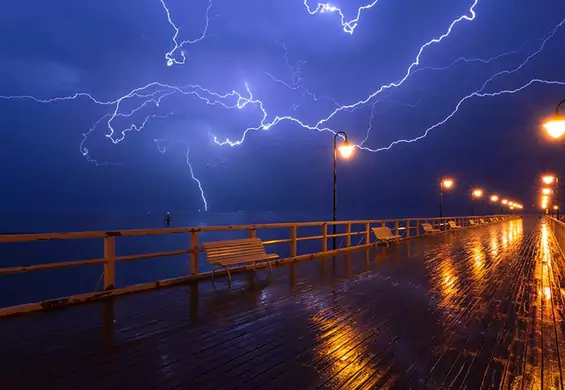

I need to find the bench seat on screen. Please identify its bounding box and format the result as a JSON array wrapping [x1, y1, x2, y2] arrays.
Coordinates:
[[372, 227, 401, 247], [203, 238, 278, 283]]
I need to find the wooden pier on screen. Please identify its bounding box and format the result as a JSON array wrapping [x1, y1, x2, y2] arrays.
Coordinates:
[[0, 215, 514, 316], [4, 215, 565, 389]]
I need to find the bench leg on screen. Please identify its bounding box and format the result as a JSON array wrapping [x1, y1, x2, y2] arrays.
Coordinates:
[[251, 261, 258, 282], [226, 267, 232, 285]]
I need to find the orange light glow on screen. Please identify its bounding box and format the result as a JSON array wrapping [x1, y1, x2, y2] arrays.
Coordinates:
[[542, 175, 556, 185], [502, 199, 508, 205], [442, 178, 454, 189], [554, 205, 559, 210], [338, 141, 354, 159], [542, 188, 552, 195], [490, 194, 499, 202], [472, 189, 483, 198], [544, 286, 552, 301], [543, 118, 565, 139]]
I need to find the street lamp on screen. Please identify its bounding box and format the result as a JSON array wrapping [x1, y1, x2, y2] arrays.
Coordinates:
[[541, 174, 559, 219], [333, 131, 353, 250], [543, 100, 565, 140], [501, 198, 508, 214], [490, 194, 499, 202], [439, 177, 454, 223], [542, 175, 556, 185], [542, 194, 550, 215], [471, 188, 483, 216]]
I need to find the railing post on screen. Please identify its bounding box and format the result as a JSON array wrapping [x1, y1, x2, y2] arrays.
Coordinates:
[[346, 223, 351, 247], [249, 228, 256, 238], [365, 222, 370, 245], [190, 231, 199, 275], [405, 220, 410, 238], [104, 236, 116, 290], [322, 223, 328, 252], [416, 220, 421, 237], [291, 225, 297, 257], [395, 220, 399, 236]]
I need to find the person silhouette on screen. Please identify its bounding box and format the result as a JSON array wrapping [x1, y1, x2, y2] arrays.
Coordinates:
[[164, 212, 172, 226]]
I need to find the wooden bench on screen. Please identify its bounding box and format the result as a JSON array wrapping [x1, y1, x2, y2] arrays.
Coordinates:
[[480, 218, 486, 224], [372, 227, 401, 247], [448, 221, 462, 230], [469, 220, 477, 226], [422, 223, 440, 234], [203, 238, 279, 283]]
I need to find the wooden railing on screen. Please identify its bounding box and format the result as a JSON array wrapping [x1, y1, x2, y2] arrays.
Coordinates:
[[547, 216, 565, 254], [0, 214, 518, 316]]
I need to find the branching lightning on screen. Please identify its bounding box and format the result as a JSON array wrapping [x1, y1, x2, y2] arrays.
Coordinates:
[[160, 0, 213, 66], [358, 16, 565, 152], [303, 0, 381, 34], [2, 0, 565, 211]]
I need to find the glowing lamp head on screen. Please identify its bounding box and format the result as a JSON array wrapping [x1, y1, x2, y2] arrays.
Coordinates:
[[472, 189, 483, 198], [441, 178, 454, 189], [542, 188, 552, 195], [543, 118, 565, 140], [338, 141, 354, 159], [554, 205, 559, 210], [501, 199, 508, 205], [542, 175, 556, 185], [490, 195, 499, 202]]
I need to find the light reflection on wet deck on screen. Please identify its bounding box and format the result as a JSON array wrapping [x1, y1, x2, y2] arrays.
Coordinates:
[[1, 217, 564, 389]]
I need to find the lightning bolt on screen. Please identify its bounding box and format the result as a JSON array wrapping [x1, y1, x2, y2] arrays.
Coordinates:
[[160, 0, 213, 66], [154, 139, 209, 211], [210, 0, 481, 146], [359, 16, 565, 152], [303, 0, 381, 34], [185, 147, 208, 212]]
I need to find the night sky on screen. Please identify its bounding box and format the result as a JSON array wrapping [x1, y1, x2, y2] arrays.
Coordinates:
[[2, 0, 565, 217]]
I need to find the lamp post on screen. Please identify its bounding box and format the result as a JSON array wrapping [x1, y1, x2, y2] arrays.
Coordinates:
[[542, 175, 559, 219], [471, 188, 483, 216], [490, 194, 499, 214], [333, 131, 354, 250], [543, 100, 565, 140], [439, 177, 454, 230], [501, 198, 508, 214]]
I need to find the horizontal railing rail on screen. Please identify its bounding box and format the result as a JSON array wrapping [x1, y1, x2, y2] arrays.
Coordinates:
[[0, 214, 520, 316]]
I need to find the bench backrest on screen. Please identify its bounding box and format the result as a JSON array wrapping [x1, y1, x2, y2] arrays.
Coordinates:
[[421, 223, 434, 231], [372, 227, 395, 239], [203, 238, 268, 264], [448, 221, 458, 228]]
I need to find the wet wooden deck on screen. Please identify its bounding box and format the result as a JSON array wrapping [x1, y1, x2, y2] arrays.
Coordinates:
[[1, 217, 564, 389]]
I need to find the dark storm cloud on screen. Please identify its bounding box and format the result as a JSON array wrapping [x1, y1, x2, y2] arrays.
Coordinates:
[[1, 0, 565, 214]]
